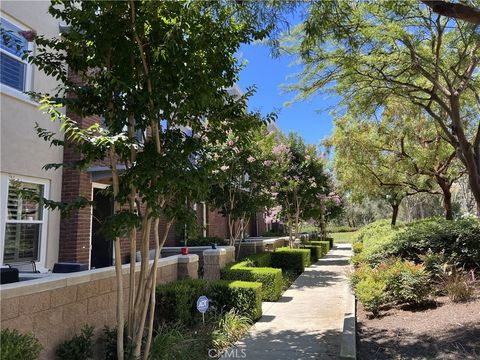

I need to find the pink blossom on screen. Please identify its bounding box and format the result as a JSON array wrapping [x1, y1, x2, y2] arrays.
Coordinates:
[[220, 165, 229, 171], [227, 140, 234, 146], [263, 160, 273, 167], [272, 144, 289, 156], [247, 155, 256, 163], [233, 147, 240, 154]]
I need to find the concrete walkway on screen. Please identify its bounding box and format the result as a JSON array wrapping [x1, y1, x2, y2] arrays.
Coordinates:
[[223, 244, 352, 360]]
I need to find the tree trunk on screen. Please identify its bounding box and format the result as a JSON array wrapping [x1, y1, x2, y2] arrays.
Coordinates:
[[437, 176, 454, 220], [391, 204, 399, 226]]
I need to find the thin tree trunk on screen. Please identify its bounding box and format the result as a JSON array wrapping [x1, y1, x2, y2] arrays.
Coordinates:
[[391, 204, 399, 226], [110, 146, 124, 360], [437, 177, 454, 220]]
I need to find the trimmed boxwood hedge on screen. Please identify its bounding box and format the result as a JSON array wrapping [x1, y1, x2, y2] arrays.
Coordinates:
[[156, 278, 262, 324], [244, 252, 272, 267], [301, 245, 322, 263], [221, 254, 282, 301], [271, 247, 311, 274], [310, 241, 330, 255]]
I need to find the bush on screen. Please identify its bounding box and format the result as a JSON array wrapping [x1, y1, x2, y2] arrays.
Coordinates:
[[355, 217, 480, 269], [0, 329, 42, 360], [156, 279, 262, 324], [327, 225, 358, 233], [221, 260, 282, 301], [183, 236, 228, 247], [440, 268, 474, 303], [355, 274, 387, 317], [102, 325, 138, 360], [208, 280, 262, 321], [156, 279, 209, 325], [149, 323, 200, 360], [244, 252, 272, 267], [301, 245, 322, 263], [352, 242, 363, 255], [271, 247, 311, 274], [56, 325, 94, 360], [211, 309, 252, 350], [380, 259, 432, 305], [310, 241, 330, 255]]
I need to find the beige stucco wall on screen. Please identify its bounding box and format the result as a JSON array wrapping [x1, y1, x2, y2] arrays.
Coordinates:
[[1, 1, 64, 269]]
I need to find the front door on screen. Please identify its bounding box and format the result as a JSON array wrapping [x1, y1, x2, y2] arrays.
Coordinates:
[[90, 188, 113, 269]]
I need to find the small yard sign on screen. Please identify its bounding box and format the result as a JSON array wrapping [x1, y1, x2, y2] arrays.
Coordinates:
[[197, 295, 209, 325]]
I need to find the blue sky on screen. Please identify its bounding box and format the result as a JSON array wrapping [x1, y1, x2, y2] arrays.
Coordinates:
[[236, 41, 339, 146]]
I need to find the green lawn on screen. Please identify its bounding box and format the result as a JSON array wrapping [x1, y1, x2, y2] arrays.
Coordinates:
[[331, 231, 357, 243]]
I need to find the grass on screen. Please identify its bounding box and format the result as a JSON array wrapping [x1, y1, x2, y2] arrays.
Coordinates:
[[331, 231, 357, 243]]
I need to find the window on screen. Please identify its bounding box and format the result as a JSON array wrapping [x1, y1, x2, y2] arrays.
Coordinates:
[[0, 17, 30, 92], [1, 177, 48, 265]]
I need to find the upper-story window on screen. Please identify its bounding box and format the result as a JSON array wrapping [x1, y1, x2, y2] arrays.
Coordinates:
[[0, 16, 30, 92]]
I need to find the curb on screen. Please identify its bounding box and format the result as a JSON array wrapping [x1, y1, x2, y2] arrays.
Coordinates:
[[340, 260, 356, 359]]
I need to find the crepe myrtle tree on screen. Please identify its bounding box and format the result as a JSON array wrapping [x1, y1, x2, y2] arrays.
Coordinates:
[[12, 1, 274, 358], [206, 109, 278, 246], [275, 133, 330, 243]]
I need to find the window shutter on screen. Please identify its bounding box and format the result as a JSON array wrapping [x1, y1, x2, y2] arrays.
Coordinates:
[[0, 53, 25, 91]]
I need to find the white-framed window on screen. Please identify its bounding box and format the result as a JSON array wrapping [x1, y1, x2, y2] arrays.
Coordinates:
[[0, 14, 32, 94], [0, 175, 49, 266]]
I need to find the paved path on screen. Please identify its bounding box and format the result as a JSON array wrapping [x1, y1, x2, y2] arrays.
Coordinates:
[[222, 244, 352, 360]]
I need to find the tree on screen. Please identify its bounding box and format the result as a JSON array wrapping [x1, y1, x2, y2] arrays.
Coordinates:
[[276, 133, 330, 240], [206, 108, 278, 246], [327, 115, 438, 225], [284, 0, 480, 213], [421, 0, 480, 25], [21, 1, 271, 358]]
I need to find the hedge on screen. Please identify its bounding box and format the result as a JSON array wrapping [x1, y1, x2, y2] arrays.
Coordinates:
[[156, 279, 262, 324], [271, 247, 311, 274], [310, 241, 330, 255], [221, 254, 282, 301], [301, 245, 323, 263], [244, 252, 272, 267], [209, 280, 262, 321]]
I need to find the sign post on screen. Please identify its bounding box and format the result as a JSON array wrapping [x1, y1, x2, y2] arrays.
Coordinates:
[[196, 295, 209, 325]]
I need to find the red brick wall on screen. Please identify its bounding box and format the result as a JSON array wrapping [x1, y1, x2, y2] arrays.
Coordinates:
[[206, 208, 229, 239]]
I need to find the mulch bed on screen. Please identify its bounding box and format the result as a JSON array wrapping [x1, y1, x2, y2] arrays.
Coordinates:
[[357, 291, 480, 360]]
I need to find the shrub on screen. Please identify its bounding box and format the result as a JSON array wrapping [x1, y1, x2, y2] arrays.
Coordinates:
[[211, 309, 252, 350], [380, 259, 432, 305], [156, 279, 209, 325], [327, 225, 358, 233], [149, 323, 199, 360], [440, 268, 474, 303], [156, 279, 262, 324], [244, 252, 272, 267], [0, 329, 42, 360], [301, 245, 322, 263], [355, 273, 387, 317], [56, 325, 94, 360], [310, 241, 330, 255], [352, 242, 363, 255], [209, 280, 262, 321], [183, 236, 227, 247], [356, 217, 480, 269], [271, 247, 311, 274], [102, 325, 137, 360], [221, 261, 282, 301]]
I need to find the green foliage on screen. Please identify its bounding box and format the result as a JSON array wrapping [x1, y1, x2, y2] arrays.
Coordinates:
[[211, 309, 252, 350], [0, 329, 42, 360], [309, 241, 329, 255], [440, 268, 474, 303], [355, 217, 480, 269], [56, 325, 94, 360], [156, 279, 209, 325], [301, 245, 322, 263], [183, 237, 228, 247], [221, 255, 282, 301], [352, 242, 363, 255], [208, 280, 263, 321], [149, 323, 200, 360], [327, 225, 357, 233], [271, 247, 311, 274], [156, 279, 262, 324], [379, 259, 432, 305], [243, 252, 272, 267], [355, 273, 387, 318], [102, 325, 138, 360]]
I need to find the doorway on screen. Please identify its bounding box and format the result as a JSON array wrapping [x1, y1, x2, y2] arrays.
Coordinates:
[[90, 187, 113, 269]]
